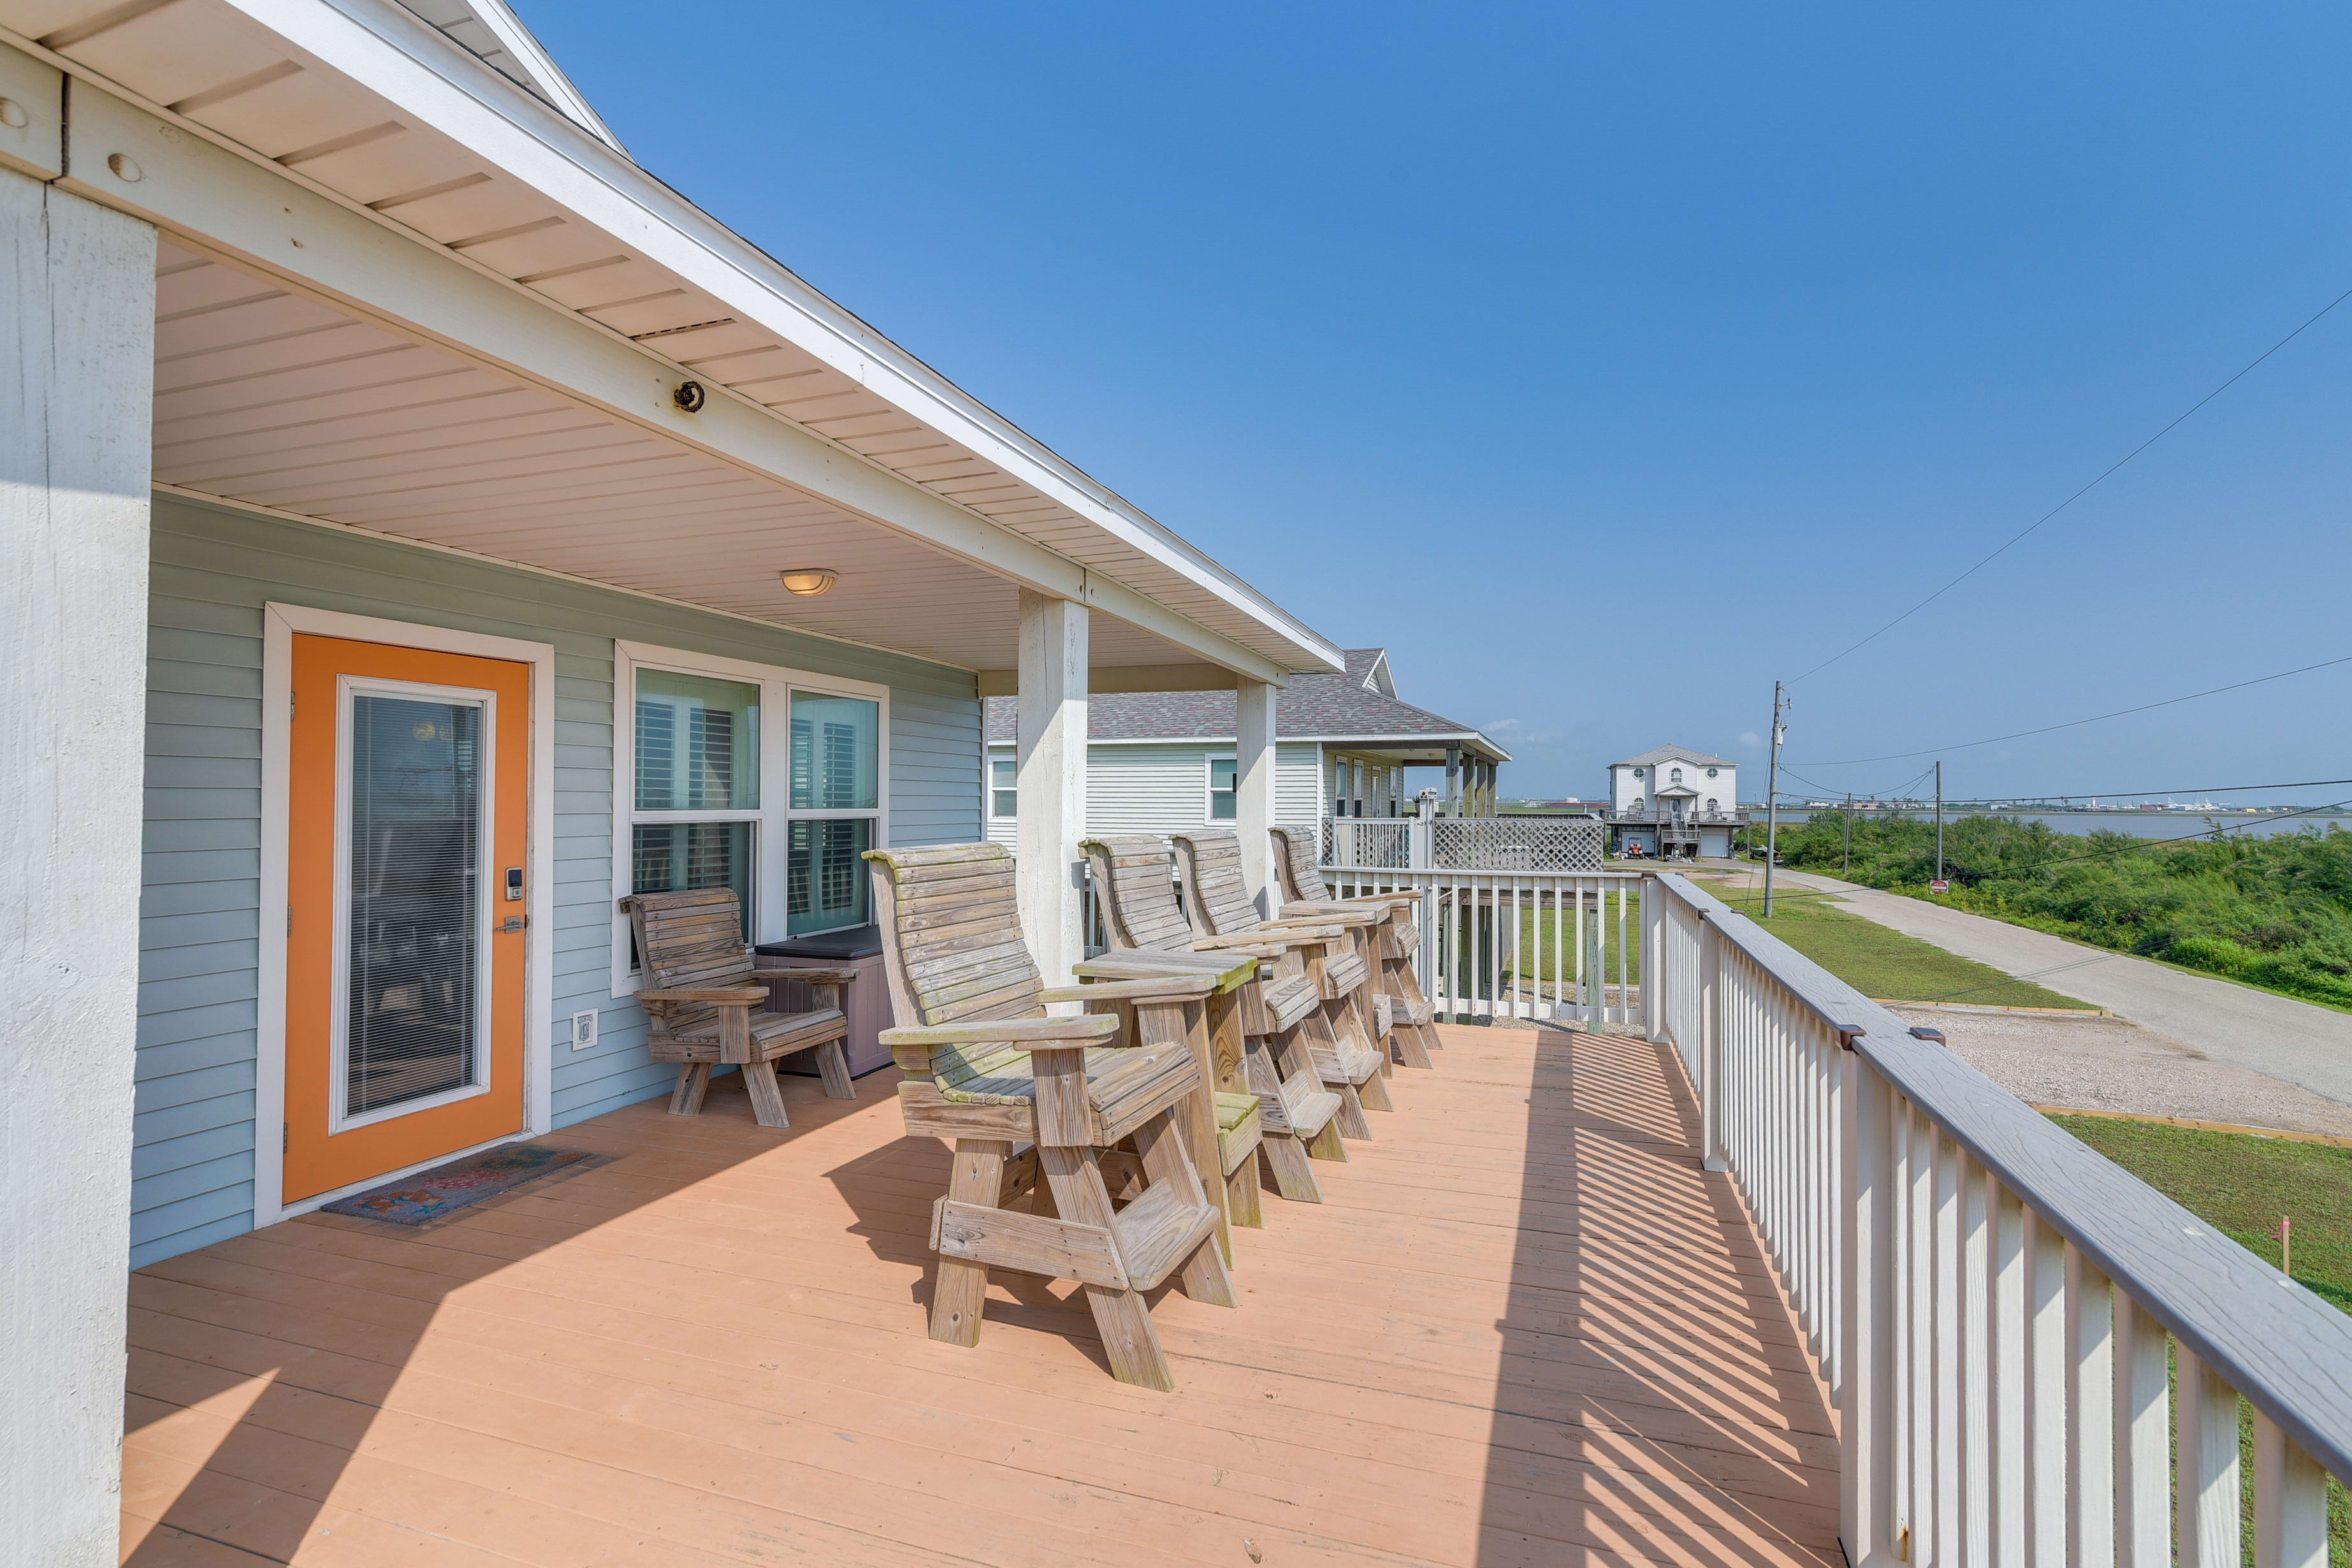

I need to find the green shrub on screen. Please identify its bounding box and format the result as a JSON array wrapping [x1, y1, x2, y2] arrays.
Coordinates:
[[1778, 812, 2352, 1006], [2167, 934, 2256, 975]]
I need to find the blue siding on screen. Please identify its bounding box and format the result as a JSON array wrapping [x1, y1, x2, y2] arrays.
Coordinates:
[[134, 493, 982, 1267]]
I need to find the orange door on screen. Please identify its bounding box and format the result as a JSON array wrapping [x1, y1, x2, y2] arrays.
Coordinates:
[[284, 634, 531, 1202]]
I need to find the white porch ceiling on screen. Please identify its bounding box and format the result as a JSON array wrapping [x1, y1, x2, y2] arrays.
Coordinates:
[[152, 240, 1189, 671], [6, 0, 1340, 678]]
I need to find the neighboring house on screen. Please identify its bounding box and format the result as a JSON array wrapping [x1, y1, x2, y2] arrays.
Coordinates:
[[0, 3, 1343, 1553], [982, 648, 1511, 845], [1606, 744, 1745, 858]]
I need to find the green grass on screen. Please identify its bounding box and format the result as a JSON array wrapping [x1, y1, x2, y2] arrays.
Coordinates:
[[1686, 876, 2100, 1010], [2049, 1115, 2352, 1558]]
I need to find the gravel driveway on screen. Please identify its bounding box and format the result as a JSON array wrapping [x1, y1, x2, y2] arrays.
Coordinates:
[[1886, 1004, 2352, 1138]]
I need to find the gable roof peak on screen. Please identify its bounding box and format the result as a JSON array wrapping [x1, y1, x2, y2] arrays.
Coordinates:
[[1613, 743, 1738, 769]]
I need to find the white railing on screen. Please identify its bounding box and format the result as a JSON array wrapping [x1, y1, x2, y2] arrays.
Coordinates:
[[1324, 863, 1643, 1027], [1645, 871, 2352, 1567], [1322, 813, 1606, 873]]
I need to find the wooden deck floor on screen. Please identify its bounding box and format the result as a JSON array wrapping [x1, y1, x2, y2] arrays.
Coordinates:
[[120, 1024, 1839, 1567]]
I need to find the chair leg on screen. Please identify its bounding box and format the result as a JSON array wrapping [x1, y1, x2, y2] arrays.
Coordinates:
[[1258, 1131, 1323, 1201], [1226, 1152, 1263, 1228], [1132, 1109, 1236, 1309], [1393, 966, 1442, 1055], [813, 1037, 855, 1099], [740, 1060, 792, 1128], [1356, 1068, 1393, 1113], [1331, 1082, 1373, 1140], [1040, 1145, 1175, 1391], [1389, 990, 1435, 1069], [667, 1063, 712, 1117], [932, 1139, 1009, 1347]]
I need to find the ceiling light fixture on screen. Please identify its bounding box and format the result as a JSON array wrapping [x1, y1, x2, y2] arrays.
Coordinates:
[[778, 568, 839, 597]]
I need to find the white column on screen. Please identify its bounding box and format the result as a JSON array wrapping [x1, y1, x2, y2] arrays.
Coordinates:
[[1, 167, 156, 1567], [1015, 590, 1087, 989], [1235, 678, 1277, 917]]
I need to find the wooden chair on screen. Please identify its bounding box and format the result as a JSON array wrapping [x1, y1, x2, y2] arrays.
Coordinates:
[[866, 843, 1235, 1391], [1081, 835, 1344, 1207], [618, 888, 855, 1129], [1268, 824, 1441, 1069], [1169, 830, 1393, 1138]]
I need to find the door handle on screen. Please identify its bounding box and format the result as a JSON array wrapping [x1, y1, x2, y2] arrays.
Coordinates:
[[498, 916, 528, 934]]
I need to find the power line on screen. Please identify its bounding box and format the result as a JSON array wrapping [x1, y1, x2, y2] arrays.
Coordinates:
[[1789, 652, 2352, 766], [1787, 281, 2352, 685], [1780, 773, 2352, 804]]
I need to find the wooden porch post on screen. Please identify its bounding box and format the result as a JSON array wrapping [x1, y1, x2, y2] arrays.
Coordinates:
[[1015, 590, 1087, 990], [1235, 678, 1277, 917], [1, 163, 156, 1567], [1445, 744, 1461, 817]]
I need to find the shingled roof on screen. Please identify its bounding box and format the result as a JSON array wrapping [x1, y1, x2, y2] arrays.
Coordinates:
[[983, 648, 1509, 760], [1612, 744, 1738, 769]]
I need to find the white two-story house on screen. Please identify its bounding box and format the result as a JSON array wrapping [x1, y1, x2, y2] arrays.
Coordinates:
[[1608, 744, 1743, 858]]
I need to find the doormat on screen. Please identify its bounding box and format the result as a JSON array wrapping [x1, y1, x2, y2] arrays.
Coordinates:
[[319, 1142, 599, 1226]]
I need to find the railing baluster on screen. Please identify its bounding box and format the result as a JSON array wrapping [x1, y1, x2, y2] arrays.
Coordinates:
[[1992, 1184, 2026, 1568], [2066, 1247, 2116, 1568], [2023, 1212, 2065, 1568], [2114, 1295, 2170, 1568], [1933, 1126, 1963, 1568], [1907, 1105, 1936, 1564], [2254, 1414, 2330, 1568], [1961, 1154, 1992, 1565], [2176, 1346, 2241, 1568]]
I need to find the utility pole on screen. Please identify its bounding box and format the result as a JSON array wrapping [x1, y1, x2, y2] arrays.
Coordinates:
[[1762, 681, 1787, 916], [1935, 760, 1944, 885], [1843, 793, 1852, 877]]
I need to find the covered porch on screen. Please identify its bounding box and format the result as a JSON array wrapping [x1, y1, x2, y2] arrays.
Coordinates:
[[120, 1021, 1839, 1567]]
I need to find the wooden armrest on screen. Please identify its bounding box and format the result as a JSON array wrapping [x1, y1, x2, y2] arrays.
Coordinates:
[[637, 985, 771, 1005], [1187, 931, 1303, 952], [1042, 974, 1214, 1003], [1278, 903, 1380, 924], [1251, 919, 1349, 940], [880, 1015, 1121, 1048], [749, 966, 858, 985]]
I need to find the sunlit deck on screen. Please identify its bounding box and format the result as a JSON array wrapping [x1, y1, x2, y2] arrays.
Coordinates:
[[120, 1024, 1838, 1567]]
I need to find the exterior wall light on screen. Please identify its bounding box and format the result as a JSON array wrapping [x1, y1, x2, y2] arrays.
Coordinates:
[[778, 569, 839, 597]]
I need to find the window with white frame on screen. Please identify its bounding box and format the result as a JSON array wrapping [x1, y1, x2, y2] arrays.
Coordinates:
[[991, 757, 1017, 819], [1208, 757, 1237, 820], [614, 644, 885, 989]]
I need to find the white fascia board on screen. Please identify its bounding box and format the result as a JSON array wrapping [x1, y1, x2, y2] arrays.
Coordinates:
[[449, 0, 623, 153], [228, 0, 1342, 675], [984, 731, 1511, 760], [38, 63, 1296, 685]]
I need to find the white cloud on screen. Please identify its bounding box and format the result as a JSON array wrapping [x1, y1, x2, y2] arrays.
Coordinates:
[[1485, 718, 1521, 733], [1739, 731, 1761, 748]]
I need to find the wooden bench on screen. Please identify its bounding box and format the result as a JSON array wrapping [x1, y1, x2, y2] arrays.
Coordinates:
[[1169, 830, 1393, 1139], [866, 843, 1235, 1391], [1268, 825, 1441, 1069], [1081, 836, 1344, 1208], [618, 889, 854, 1128]]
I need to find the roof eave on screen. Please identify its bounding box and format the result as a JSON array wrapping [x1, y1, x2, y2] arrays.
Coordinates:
[[307, 0, 1343, 676]]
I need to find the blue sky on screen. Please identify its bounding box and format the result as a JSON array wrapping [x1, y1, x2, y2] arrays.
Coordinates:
[[525, 3, 2352, 804]]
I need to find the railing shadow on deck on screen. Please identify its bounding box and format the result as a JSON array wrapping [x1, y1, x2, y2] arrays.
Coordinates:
[[1478, 1020, 1843, 1565], [117, 1065, 881, 1565]]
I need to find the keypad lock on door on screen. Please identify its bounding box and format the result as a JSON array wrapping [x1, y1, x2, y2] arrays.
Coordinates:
[[504, 867, 523, 901]]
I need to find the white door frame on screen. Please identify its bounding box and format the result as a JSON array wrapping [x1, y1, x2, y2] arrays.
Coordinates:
[[256, 603, 557, 1226]]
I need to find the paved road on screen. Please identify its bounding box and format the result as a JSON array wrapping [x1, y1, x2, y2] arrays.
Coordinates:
[[1720, 866, 2352, 1110]]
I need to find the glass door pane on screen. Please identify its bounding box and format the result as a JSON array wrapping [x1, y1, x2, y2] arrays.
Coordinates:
[[346, 693, 483, 1117]]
